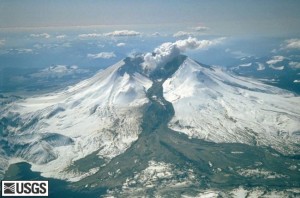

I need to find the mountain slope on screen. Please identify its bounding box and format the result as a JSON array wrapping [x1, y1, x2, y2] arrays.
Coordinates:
[[1, 55, 300, 197], [1, 55, 300, 182], [0, 58, 152, 180], [163, 58, 300, 154]]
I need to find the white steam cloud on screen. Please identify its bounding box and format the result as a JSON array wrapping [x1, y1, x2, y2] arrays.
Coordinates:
[[142, 37, 225, 71], [143, 42, 180, 72]]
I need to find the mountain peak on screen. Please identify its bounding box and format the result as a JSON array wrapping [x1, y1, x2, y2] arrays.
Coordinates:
[[149, 54, 187, 80], [116, 54, 188, 81], [163, 57, 300, 155], [1, 54, 299, 187], [117, 55, 144, 76]]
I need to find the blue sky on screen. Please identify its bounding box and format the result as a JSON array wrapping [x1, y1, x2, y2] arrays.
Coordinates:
[[1, 0, 300, 94], [0, 0, 300, 36]]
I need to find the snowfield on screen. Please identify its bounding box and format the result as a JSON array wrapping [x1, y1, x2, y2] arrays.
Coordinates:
[[1, 55, 299, 182], [1, 60, 152, 180], [163, 58, 300, 155]]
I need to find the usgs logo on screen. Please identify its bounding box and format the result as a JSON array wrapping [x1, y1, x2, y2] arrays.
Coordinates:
[[1, 180, 48, 197]]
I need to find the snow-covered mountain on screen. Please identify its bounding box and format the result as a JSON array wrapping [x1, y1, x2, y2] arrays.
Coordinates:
[[0, 54, 299, 183], [0, 57, 152, 180], [163, 58, 300, 154]]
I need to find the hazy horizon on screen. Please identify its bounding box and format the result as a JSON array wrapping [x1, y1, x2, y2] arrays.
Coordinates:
[[1, 0, 300, 36]]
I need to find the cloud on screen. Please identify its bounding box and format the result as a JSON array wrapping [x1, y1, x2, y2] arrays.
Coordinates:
[[173, 26, 210, 38], [87, 52, 116, 59], [78, 33, 102, 38], [283, 39, 300, 49], [266, 56, 285, 65], [269, 65, 284, 70], [256, 62, 265, 71], [150, 32, 168, 37], [56, 35, 66, 39], [17, 48, 33, 53], [175, 37, 225, 51], [289, 61, 300, 69], [152, 32, 161, 36], [239, 63, 252, 67], [30, 65, 88, 78], [104, 30, 141, 37], [79, 30, 141, 38], [225, 48, 251, 59], [194, 26, 210, 32], [142, 37, 225, 71], [173, 31, 194, 37], [48, 65, 69, 73], [143, 43, 180, 71], [30, 33, 50, 39], [8, 48, 33, 54], [266, 56, 287, 71], [33, 42, 71, 49], [116, 42, 126, 47], [0, 39, 5, 47]]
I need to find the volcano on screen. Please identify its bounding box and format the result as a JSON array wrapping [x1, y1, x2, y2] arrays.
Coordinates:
[[1, 54, 300, 197]]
